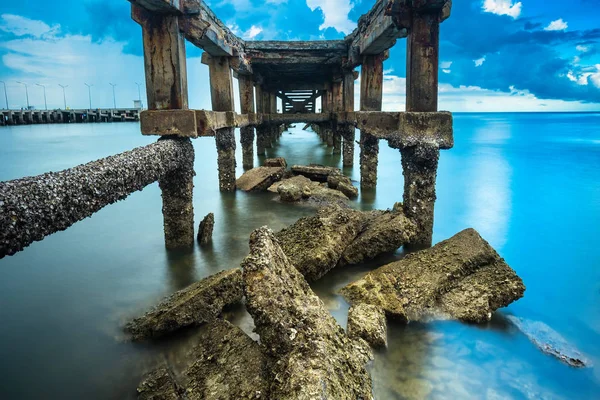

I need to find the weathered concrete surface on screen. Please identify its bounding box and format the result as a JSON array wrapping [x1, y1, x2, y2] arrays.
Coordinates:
[[360, 131, 379, 188], [347, 303, 387, 348], [242, 227, 373, 400], [0, 138, 194, 259], [240, 127, 255, 169], [216, 128, 237, 192], [235, 166, 285, 191], [340, 209, 417, 266], [125, 268, 243, 340], [507, 316, 591, 368], [340, 229, 525, 323], [327, 171, 358, 199], [197, 212, 214, 245], [268, 175, 350, 207], [276, 206, 365, 281], [290, 164, 340, 182], [264, 157, 287, 168], [137, 319, 271, 399], [401, 144, 440, 249]]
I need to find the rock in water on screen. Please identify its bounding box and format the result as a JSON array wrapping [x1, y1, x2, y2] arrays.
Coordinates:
[[275, 205, 365, 281], [327, 171, 358, 199], [197, 212, 214, 245], [125, 268, 243, 340], [236, 166, 285, 191], [137, 319, 271, 399], [340, 228, 525, 323], [340, 209, 417, 266], [347, 303, 388, 348], [242, 227, 373, 400], [264, 157, 287, 168], [290, 164, 340, 182], [506, 316, 591, 368]]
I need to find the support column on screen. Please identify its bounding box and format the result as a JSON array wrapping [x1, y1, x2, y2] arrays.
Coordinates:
[[323, 85, 334, 147], [238, 75, 255, 169], [359, 54, 383, 188], [342, 71, 355, 167], [255, 85, 266, 156], [332, 81, 342, 155], [262, 89, 272, 149], [402, 12, 441, 249], [136, 5, 194, 248], [206, 54, 236, 192], [269, 92, 278, 142]]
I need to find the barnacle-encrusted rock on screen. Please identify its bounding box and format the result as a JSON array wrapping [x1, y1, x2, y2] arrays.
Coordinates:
[[197, 212, 215, 245], [290, 164, 340, 182], [137, 319, 271, 399], [125, 268, 243, 340], [242, 227, 373, 400], [327, 171, 358, 199], [263, 157, 287, 168], [269, 175, 349, 207], [347, 303, 388, 348], [275, 205, 365, 281], [236, 166, 285, 191], [0, 138, 194, 259], [341, 228, 525, 323]]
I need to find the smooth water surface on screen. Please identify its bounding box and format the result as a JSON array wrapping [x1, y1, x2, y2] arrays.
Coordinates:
[[0, 113, 599, 399]]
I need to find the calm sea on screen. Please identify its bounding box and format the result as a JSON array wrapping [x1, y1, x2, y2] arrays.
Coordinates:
[[0, 113, 599, 399]]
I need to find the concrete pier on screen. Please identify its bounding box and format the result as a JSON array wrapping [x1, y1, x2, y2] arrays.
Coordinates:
[[0, 108, 141, 126]]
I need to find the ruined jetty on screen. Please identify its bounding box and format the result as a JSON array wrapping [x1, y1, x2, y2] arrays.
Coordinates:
[[0, 108, 140, 126], [0, 0, 454, 258]]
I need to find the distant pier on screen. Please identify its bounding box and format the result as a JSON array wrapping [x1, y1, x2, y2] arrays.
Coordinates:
[[0, 108, 140, 126]]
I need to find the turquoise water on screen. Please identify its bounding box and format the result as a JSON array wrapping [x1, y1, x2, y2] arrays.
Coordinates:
[[0, 113, 599, 399]]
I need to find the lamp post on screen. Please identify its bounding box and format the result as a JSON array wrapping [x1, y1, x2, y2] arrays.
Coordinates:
[[109, 83, 117, 109], [0, 81, 8, 109], [16, 81, 29, 109], [84, 83, 93, 109], [36, 84, 47, 110], [135, 82, 143, 109], [58, 84, 68, 109]]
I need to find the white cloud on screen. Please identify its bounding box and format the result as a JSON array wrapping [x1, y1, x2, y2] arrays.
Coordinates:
[[440, 61, 453, 69], [576, 45, 589, 53], [482, 0, 522, 19], [306, 0, 355, 33], [474, 56, 486, 67], [0, 13, 59, 38], [442, 69, 451, 74], [544, 19, 568, 31], [243, 25, 263, 39]]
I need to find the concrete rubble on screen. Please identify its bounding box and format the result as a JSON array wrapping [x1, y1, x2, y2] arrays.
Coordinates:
[[197, 212, 214, 245], [242, 227, 373, 400], [125, 268, 243, 340], [347, 303, 388, 348], [236, 166, 285, 191], [340, 228, 525, 323], [263, 157, 287, 168]]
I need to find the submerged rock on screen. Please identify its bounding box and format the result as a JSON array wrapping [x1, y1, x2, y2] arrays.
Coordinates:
[[197, 212, 214, 245], [269, 175, 349, 207], [327, 171, 358, 199], [275, 206, 364, 281], [125, 268, 243, 340], [290, 164, 340, 182], [340, 209, 417, 266], [506, 315, 591, 368], [263, 157, 287, 168], [137, 319, 271, 399], [340, 228, 525, 323], [236, 166, 285, 191], [242, 227, 373, 400], [347, 303, 388, 348]]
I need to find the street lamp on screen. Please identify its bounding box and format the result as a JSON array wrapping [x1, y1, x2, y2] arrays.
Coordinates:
[[135, 82, 143, 109], [36, 84, 47, 110], [58, 84, 68, 109], [16, 81, 29, 109], [0, 81, 8, 109], [84, 83, 93, 109], [109, 83, 117, 109]]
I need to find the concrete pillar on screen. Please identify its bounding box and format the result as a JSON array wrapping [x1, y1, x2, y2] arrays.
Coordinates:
[[135, 4, 194, 248], [402, 12, 441, 249], [238, 75, 255, 169], [359, 54, 384, 188], [322, 85, 334, 147], [255, 85, 267, 156], [206, 54, 236, 192], [332, 81, 342, 154], [342, 71, 356, 167], [269, 92, 278, 143]]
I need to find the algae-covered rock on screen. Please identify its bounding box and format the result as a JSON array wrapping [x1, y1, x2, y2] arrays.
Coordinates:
[[125, 268, 243, 340], [275, 205, 364, 281], [340, 228, 525, 323], [341, 209, 417, 265], [236, 166, 285, 191], [290, 164, 340, 182], [347, 303, 388, 348], [137, 319, 271, 399], [242, 227, 373, 400], [197, 212, 214, 245], [327, 171, 358, 199], [269, 175, 350, 207], [264, 157, 287, 168]]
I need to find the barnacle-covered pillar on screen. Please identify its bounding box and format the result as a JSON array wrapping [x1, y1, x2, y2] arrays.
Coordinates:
[[269, 92, 278, 143], [255, 85, 267, 156], [238, 75, 255, 169], [134, 4, 194, 248], [206, 54, 236, 192], [332, 80, 343, 155], [359, 54, 384, 188], [342, 71, 356, 167]]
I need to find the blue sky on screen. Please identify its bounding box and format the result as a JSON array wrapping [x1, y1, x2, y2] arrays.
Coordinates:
[[0, 0, 599, 111]]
